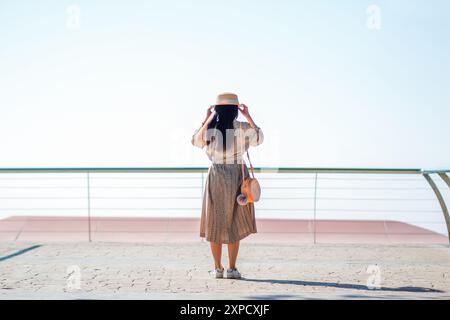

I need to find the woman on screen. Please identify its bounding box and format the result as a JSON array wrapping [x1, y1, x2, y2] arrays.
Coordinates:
[[191, 93, 264, 279]]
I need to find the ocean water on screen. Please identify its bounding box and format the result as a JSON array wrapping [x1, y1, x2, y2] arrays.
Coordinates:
[[0, 171, 448, 235]]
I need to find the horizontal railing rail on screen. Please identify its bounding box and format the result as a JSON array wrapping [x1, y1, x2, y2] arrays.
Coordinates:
[[0, 167, 449, 244], [0, 167, 436, 174]]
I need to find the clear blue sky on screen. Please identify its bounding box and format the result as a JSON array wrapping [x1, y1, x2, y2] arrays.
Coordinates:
[[1, 0, 449, 169]]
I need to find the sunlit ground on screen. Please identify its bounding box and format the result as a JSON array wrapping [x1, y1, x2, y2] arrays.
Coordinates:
[[1, 242, 449, 300]]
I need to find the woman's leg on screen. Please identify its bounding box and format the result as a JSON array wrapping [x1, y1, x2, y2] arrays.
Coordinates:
[[227, 240, 240, 269], [210, 242, 223, 269]]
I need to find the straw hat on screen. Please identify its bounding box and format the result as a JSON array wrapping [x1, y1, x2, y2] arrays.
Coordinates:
[[216, 92, 239, 106]]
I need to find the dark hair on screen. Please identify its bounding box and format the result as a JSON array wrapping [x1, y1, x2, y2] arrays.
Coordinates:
[[207, 105, 239, 151]]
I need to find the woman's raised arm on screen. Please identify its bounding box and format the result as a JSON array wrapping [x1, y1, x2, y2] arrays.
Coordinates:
[[238, 104, 264, 146], [191, 106, 216, 148]]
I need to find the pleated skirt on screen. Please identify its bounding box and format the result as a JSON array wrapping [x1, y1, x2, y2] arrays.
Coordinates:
[[200, 163, 257, 244]]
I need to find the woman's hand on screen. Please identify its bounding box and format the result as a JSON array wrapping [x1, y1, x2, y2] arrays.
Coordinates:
[[206, 105, 215, 118], [201, 105, 216, 127], [238, 104, 250, 119], [205, 108, 216, 124], [238, 104, 257, 128], [201, 106, 216, 128]]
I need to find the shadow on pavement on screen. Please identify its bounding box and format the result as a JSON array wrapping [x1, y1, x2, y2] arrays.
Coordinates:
[[0, 245, 42, 262], [240, 278, 443, 293]]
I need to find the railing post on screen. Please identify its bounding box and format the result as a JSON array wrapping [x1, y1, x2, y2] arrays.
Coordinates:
[[200, 171, 205, 242], [423, 173, 450, 244], [86, 172, 92, 242], [438, 173, 450, 189], [313, 172, 318, 244]]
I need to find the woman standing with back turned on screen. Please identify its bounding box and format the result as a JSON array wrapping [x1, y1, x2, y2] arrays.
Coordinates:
[[191, 93, 264, 279]]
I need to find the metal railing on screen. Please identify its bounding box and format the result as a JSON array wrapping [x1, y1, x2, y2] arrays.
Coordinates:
[[0, 167, 449, 243]]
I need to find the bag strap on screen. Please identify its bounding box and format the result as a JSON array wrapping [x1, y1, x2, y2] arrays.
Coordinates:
[[240, 122, 255, 182], [247, 150, 255, 179], [240, 123, 245, 182]]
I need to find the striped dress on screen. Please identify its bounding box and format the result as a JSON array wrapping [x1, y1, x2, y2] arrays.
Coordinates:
[[191, 119, 264, 244]]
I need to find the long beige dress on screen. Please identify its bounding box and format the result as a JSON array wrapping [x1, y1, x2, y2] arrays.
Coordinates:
[[191, 120, 264, 244]]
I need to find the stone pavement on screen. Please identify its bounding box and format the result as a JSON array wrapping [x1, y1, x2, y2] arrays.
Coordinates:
[[1, 242, 450, 299]]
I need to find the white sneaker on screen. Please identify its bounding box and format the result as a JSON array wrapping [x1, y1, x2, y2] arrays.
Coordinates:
[[211, 268, 224, 279], [227, 268, 242, 279]]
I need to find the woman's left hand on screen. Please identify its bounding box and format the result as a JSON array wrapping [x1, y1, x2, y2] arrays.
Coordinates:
[[204, 108, 216, 126], [206, 105, 215, 118]]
